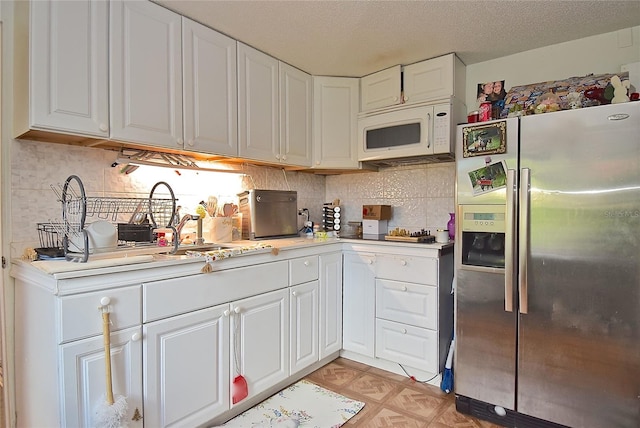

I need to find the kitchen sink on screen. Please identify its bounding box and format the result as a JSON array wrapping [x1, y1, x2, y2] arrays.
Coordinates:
[[170, 244, 237, 255]]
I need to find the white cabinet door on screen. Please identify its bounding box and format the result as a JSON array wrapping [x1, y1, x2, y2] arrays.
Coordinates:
[[319, 252, 343, 359], [232, 288, 289, 405], [279, 62, 312, 166], [290, 281, 319, 375], [29, 0, 109, 137], [342, 252, 376, 357], [360, 65, 402, 112], [60, 326, 143, 428], [237, 42, 279, 163], [312, 77, 360, 169], [403, 54, 457, 104], [110, 0, 183, 149], [182, 17, 238, 156], [144, 304, 230, 428]]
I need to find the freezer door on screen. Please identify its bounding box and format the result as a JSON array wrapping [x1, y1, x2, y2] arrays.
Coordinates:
[[455, 117, 519, 206], [518, 103, 640, 427], [455, 269, 517, 409], [455, 118, 519, 409]]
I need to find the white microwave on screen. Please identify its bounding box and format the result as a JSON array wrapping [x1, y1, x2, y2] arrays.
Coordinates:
[[357, 102, 456, 162]]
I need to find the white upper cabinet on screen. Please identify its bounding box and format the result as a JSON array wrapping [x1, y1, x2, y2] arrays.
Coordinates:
[[237, 43, 280, 162], [403, 53, 466, 104], [360, 54, 466, 112], [279, 62, 313, 166], [312, 77, 360, 169], [238, 43, 312, 167], [110, 0, 183, 149], [15, 0, 109, 139], [182, 18, 238, 156], [360, 65, 402, 112]]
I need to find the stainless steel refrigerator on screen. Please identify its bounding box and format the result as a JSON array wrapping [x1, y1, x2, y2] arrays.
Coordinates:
[[454, 102, 640, 428]]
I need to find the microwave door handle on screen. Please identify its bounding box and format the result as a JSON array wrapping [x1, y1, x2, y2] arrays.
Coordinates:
[[426, 112, 432, 148]]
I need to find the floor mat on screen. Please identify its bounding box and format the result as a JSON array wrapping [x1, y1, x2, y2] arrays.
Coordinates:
[[220, 379, 365, 427]]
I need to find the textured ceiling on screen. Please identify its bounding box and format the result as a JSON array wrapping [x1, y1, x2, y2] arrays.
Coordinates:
[[155, 0, 640, 77]]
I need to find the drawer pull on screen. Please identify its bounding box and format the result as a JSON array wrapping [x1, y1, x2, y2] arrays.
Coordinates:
[[367, 259, 373, 265], [304, 260, 310, 266], [131, 332, 142, 342], [100, 297, 111, 306], [400, 260, 407, 266], [401, 286, 407, 292], [401, 329, 407, 334]]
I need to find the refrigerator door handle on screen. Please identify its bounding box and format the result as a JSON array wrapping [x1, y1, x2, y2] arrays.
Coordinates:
[[504, 168, 516, 312], [519, 168, 530, 314]]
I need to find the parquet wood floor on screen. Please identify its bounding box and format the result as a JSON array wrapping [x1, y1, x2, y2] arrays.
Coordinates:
[[303, 358, 502, 427]]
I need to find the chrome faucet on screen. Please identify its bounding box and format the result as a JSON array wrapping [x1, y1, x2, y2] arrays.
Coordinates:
[[175, 214, 202, 244]]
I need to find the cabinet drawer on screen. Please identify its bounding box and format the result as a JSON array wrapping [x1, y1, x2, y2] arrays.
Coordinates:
[[58, 285, 141, 343], [376, 254, 437, 285], [375, 318, 438, 373], [289, 256, 319, 286], [144, 261, 288, 322], [375, 279, 437, 329]]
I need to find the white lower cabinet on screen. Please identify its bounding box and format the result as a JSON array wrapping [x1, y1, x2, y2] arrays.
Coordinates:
[[374, 319, 438, 372], [342, 245, 454, 379], [290, 281, 319, 375], [342, 252, 376, 357], [143, 304, 230, 427], [319, 252, 343, 358], [12, 243, 348, 427], [61, 326, 143, 427], [232, 288, 290, 404]]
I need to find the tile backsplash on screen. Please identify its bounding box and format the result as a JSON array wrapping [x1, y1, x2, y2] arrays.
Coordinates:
[[325, 163, 455, 235], [10, 140, 455, 257]]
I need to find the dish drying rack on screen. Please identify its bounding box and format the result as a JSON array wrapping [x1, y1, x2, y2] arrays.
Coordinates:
[[42, 175, 179, 262]]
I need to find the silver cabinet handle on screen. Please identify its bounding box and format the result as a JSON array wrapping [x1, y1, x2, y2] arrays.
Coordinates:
[[504, 168, 516, 312], [519, 168, 531, 314]]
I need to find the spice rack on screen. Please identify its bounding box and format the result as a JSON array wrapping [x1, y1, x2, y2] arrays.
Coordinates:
[[45, 175, 179, 262]]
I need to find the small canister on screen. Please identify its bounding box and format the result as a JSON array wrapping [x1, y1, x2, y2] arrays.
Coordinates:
[[435, 229, 449, 243], [479, 102, 492, 122]]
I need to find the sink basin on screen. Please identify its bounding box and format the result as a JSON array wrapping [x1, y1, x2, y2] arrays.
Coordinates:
[[171, 244, 237, 256]]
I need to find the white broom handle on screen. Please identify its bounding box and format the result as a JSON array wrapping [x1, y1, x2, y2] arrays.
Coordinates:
[[102, 311, 115, 405], [444, 338, 455, 369]]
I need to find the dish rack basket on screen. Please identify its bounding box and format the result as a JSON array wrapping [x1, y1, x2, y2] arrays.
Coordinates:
[[42, 175, 179, 262]]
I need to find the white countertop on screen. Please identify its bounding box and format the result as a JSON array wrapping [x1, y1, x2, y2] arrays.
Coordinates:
[[14, 236, 453, 282]]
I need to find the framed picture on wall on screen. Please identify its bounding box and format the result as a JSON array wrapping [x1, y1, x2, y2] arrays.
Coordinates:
[[462, 121, 507, 158]]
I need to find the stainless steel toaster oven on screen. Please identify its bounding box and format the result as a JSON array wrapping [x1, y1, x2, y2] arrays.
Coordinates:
[[237, 190, 298, 240]]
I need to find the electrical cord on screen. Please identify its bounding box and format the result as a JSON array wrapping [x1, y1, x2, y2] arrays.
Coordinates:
[[398, 363, 440, 384]]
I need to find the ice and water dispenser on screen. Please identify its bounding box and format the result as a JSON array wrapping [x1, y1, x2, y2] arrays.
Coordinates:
[[459, 205, 506, 269]]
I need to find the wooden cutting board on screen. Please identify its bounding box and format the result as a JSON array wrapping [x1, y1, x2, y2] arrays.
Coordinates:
[[384, 235, 435, 243]]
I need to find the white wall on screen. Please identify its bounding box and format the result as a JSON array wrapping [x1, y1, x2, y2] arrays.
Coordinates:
[[464, 26, 640, 112]]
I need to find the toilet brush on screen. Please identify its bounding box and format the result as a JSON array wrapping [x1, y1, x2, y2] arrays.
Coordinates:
[[95, 302, 129, 428]]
